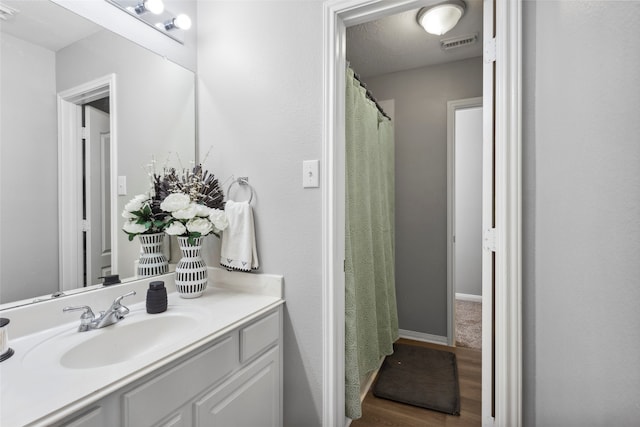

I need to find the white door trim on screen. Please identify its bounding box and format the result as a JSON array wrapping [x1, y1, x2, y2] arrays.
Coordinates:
[[58, 74, 118, 291], [492, 0, 523, 424], [447, 97, 483, 347], [322, 1, 522, 426]]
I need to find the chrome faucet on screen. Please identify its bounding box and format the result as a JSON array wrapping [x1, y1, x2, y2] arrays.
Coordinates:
[[63, 291, 137, 332]]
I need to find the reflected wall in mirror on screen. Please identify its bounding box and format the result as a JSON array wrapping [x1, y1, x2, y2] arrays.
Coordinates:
[[0, 0, 195, 306]]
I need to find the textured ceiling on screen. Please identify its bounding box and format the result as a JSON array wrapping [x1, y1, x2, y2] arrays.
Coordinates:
[[346, 0, 483, 78]]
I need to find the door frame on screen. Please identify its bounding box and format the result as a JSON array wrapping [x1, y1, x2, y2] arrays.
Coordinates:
[[84, 105, 112, 286], [321, 1, 522, 426], [447, 97, 483, 347], [58, 74, 118, 291]]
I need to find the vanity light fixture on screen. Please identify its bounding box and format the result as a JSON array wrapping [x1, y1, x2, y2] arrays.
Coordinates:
[[162, 14, 192, 31], [417, 0, 466, 36], [106, 0, 191, 44], [134, 0, 164, 15]]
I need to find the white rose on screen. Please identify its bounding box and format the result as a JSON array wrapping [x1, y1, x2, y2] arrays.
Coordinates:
[[187, 218, 213, 236], [121, 209, 136, 219], [208, 209, 229, 232], [165, 221, 186, 236], [172, 202, 198, 220], [124, 194, 149, 212], [194, 204, 211, 217], [122, 220, 147, 234], [160, 193, 191, 212]]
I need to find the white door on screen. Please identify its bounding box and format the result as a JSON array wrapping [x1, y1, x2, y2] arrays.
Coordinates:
[[84, 105, 111, 286]]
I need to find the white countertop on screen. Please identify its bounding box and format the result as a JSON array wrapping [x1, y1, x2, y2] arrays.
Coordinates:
[[0, 268, 284, 427]]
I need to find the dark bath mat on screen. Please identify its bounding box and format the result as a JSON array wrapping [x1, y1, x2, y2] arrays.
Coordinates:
[[372, 343, 460, 415]]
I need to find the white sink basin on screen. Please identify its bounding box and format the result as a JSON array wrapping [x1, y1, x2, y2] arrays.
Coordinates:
[[60, 315, 197, 369], [22, 309, 203, 370]]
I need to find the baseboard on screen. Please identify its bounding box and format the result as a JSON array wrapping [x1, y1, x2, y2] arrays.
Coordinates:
[[398, 329, 448, 345], [455, 292, 482, 303]]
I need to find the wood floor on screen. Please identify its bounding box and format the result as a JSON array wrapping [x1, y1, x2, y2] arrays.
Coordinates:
[[351, 339, 482, 427]]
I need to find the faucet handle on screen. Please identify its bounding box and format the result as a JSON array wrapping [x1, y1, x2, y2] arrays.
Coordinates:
[[63, 305, 94, 317], [113, 290, 136, 307], [63, 306, 95, 332], [110, 291, 136, 321]]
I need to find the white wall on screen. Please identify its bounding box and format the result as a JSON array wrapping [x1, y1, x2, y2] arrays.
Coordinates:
[[454, 106, 483, 297], [57, 29, 195, 281], [0, 34, 59, 303], [365, 58, 483, 337], [524, 1, 640, 425], [196, 1, 324, 425]]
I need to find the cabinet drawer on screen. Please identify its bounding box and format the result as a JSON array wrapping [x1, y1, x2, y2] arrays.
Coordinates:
[[195, 347, 280, 427], [123, 334, 238, 427], [240, 312, 279, 363]]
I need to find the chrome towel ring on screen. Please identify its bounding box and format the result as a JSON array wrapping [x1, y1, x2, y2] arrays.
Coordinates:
[[227, 177, 254, 204]]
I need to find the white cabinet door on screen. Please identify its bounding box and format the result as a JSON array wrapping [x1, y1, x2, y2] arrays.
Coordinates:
[[195, 346, 280, 427]]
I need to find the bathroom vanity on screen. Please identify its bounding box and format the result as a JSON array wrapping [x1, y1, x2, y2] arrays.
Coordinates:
[[0, 269, 284, 427]]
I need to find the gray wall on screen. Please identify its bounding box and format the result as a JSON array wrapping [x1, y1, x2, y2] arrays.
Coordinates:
[[0, 34, 59, 303], [523, 1, 640, 425], [365, 57, 483, 337]]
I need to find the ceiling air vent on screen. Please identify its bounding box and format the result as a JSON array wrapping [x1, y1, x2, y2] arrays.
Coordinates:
[[440, 33, 478, 51]]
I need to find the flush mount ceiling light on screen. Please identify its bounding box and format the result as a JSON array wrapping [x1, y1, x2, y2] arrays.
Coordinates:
[[134, 0, 164, 15], [417, 0, 466, 36]]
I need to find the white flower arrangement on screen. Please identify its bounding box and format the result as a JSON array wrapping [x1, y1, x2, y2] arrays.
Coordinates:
[[160, 193, 228, 241], [155, 164, 229, 244], [121, 193, 169, 240]]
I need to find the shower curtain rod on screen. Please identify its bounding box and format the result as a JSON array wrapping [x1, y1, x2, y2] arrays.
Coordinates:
[[351, 68, 391, 121]]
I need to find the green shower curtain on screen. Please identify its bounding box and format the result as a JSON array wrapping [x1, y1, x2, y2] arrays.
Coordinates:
[[345, 68, 398, 420]]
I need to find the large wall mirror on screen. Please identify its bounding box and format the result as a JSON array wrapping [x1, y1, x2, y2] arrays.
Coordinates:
[[0, 0, 195, 306]]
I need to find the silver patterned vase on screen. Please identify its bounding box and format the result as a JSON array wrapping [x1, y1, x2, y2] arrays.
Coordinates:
[[138, 233, 169, 277], [175, 236, 208, 298]]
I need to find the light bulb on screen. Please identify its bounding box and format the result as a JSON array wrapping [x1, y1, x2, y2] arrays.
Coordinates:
[[134, 0, 164, 15], [173, 14, 192, 30], [163, 14, 192, 31]]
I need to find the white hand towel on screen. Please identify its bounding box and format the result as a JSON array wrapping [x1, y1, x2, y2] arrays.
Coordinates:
[[220, 200, 259, 272]]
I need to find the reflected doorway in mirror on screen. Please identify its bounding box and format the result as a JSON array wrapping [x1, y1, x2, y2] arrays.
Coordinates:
[[58, 74, 118, 293], [84, 104, 112, 286]]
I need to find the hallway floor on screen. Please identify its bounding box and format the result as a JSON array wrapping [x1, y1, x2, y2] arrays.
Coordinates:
[[351, 339, 481, 427]]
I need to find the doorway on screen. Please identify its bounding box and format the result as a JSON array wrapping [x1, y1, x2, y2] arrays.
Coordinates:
[[448, 97, 483, 349], [344, 5, 483, 421], [83, 102, 112, 286], [58, 74, 118, 292], [322, 1, 522, 426]]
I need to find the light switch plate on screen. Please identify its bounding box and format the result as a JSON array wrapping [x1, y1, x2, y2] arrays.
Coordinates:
[[117, 176, 127, 195], [303, 160, 319, 188]]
